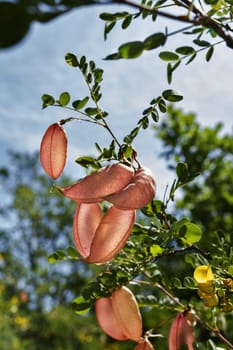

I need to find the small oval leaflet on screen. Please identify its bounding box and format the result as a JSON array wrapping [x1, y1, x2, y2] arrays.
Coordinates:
[[180, 222, 202, 244], [143, 32, 167, 51], [175, 46, 195, 55], [59, 92, 70, 106], [65, 52, 79, 67], [162, 89, 183, 102], [118, 41, 144, 59], [159, 51, 179, 61], [41, 94, 55, 109], [176, 162, 189, 183]]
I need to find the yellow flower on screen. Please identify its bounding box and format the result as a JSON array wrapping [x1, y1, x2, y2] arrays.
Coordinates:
[[193, 265, 214, 284]]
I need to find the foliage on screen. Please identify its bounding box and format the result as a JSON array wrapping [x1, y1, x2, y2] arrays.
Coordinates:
[[154, 106, 233, 234], [36, 51, 233, 350], [1, 0, 233, 64]]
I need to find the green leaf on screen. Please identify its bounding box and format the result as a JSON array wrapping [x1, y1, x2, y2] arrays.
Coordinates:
[[59, 92, 70, 106], [183, 276, 196, 289], [47, 248, 79, 264], [104, 21, 116, 40], [75, 156, 98, 168], [151, 109, 159, 122], [94, 68, 104, 83], [47, 250, 66, 264], [141, 200, 163, 217], [150, 244, 164, 257], [167, 63, 173, 84], [167, 61, 181, 84], [186, 52, 197, 65], [66, 246, 79, 258], [104, 52, 121, 60], [118, 41, 144, 59], [85, 107, 98, 116], [138, 116, 149, 129], [41, 94, 55, 109], [65, 52, 79, 67], [123, 126, 140, 143], [99, 12, 116, 21], [206, 46, 214, 62], [158, 98, 167, 113], [72, 96, 89, 110], [180, 222, 202, 244], [175, 46, 195, 55], [162, 89, 183, 102], [176, 162, 189, 182], [118, 144, 134, 159], [172, 277, 183, 289], [143, 33, 166, 51], [193, 39, 210, 47], [72, 296, 91, 315], [136, 294, 158, 307], [122, 15, 132, 29], [159, 51, 179, 61]]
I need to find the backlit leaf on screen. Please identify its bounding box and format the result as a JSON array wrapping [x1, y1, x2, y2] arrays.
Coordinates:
[[150, 244, 164, 257], [206, 46, 214, 62], [41, 94, 55, 109], [72, 96, 89, 109], [159, 51, 179, 61], [162, 89, 183, 102], [175, 46, 195, 55], [119, 41, 144, 58], [59, 92, 70, 106], [144, 32, 166, 50], [65, 52, 79, 67], [180, 222, 202, 244]]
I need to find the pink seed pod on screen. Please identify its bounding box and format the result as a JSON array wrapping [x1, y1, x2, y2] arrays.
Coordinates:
[[59, 163, 134, 203], [106, 167, 156, 210], [40, 122, 67, 179], [134, 339, 155, 350], [96, 286, 142, 342], [73, 203, 135, 264], [168, 312, 195, 350], [95, 296, 128, 341]]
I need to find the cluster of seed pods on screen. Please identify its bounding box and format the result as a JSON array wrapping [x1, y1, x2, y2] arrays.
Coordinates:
[[40, 122, 156, 264], [40, 123, 196, 349]]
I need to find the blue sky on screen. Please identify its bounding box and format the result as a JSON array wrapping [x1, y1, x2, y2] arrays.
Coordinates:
[[1, 4, 232, 199]]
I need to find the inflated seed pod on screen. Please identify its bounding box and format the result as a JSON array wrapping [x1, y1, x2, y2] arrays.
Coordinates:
[[168, 312, 194, 350], [73, 203, 135, 264], [59, 163, 134, 203], [40, 122, 67, 179], [96, 286, 142, 342], [106, 167, 156, 210], [95, 296, 128, 341]]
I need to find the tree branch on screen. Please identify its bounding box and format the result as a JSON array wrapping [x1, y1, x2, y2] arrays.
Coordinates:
[[107, 0, 233, 49]]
